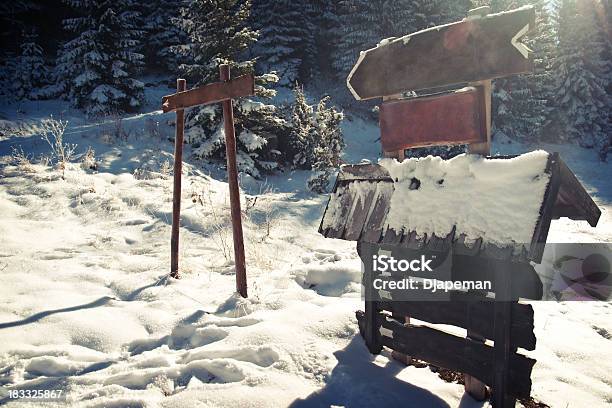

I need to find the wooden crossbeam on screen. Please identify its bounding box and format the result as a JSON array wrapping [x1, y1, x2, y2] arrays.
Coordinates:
[[161, 74, 255, 112]]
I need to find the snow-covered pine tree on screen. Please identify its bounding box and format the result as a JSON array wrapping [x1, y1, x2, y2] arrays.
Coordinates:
[[490, 0, 541, 141], [381, 0, 418, 38], [142, 0, 187, 73], [55, 0, 144, 116], [289, 84, 316, 168], [442, 0, 472, 22], [10, 30, 50, 100], [174, 0, 289, 178], [332, 0, 384, 80], [250, 0, 310, 85], [308, 96, 345, 193], [553, 0, 609, 153], [286, 83, 345, 191], [523, 0, 557, 139], [313, 0, 342, 79]]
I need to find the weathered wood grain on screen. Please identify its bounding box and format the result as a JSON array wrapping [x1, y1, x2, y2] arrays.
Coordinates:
[[378, 299, 536, 350], [162, 74, 254, 112], [379, 88, 486, 151], [376, 317, 535, 399], [347, 6, 535, 99]]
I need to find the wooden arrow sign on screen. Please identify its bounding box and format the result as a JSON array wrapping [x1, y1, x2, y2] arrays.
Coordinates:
[[162, 74, 255, 112], [347, 6, 535, 100]]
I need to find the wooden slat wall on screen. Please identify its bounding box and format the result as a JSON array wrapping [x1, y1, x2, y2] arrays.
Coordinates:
[[356, 312, 535, 399], [378, 300, 536, 350]]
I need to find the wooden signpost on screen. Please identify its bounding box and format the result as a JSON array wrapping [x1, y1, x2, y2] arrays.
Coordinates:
[[346, 6, 535, 100], [162, 65, 254, 298], [330, 5, 577, 407], [320, 156, 600, 408]]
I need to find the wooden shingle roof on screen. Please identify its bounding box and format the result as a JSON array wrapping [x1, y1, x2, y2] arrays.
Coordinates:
[[318, 152, 600, 263]]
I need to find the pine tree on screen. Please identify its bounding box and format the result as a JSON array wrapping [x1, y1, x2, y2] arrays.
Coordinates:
[[332, 0, 384, 80], [289, 84, 316, 168], [56, 0, 144, 116], [381, 0, 418, 38], [142, 0, 187, 72], [308, 96, 345, 193], [553, 0, 609, 151], [11, 30, 50, 100], [490, 0, 543, 141], [250, 0, 311, 85], [174, 0, 290, 178], [314, 0, 342, 79], [521, 1, 557, 139], [287, 83, 344, 192], [443, 0, 472, 22]]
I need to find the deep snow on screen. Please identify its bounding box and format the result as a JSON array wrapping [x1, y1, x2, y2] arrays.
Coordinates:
[[0, 86, 611, 408]]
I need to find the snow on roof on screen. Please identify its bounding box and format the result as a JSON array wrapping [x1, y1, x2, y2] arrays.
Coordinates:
[[379, 150, 550, 245]]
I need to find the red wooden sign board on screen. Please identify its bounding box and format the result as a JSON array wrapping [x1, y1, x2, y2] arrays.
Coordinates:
[[379, 86, 487, 152]]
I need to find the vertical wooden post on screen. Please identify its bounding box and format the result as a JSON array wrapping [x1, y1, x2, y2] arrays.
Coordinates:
[[467, 6, 492, 157], [468, 80, 492, 156], [465, 323, 488, 400], [170, 78, 186, 279], [364, 260, 383, 354], [464, 84, 491, 394], [381, 141, 411, 364], [463, 6, 493, 399], [492, 260, 516, 408], [220, 64, 248, 298]]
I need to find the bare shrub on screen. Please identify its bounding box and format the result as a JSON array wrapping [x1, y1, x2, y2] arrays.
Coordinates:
[[99, 116, 131, 144], [144, 118, 162, 141], [160, 159, 171, 177], [81, 146, 98, 172], [190, 179, 280, 272], [244, 183, 279, 242], [10, 146, 35, 172], [40, 117, 76, 172]]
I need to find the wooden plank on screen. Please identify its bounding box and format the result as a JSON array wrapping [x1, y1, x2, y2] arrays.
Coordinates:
[[337, 164, 392, 182], [465, 324, 488, 401], [423, 229, 455, 252], [381, 227, 404, 245], [529, 153, 560, 263], [220, 65, 248, 298], [319, 184, 354, 238], [347, 6, 536, 100], [401, 230, 426, 250], [364, 259, 383, 354], [493, 261, 516, 407], [170, 78, 187, 278], [556, 158, 601, 227], [379, 299, 536, 351], [361, 182, 394, 243], [379, 88, 486, 151], [344, 183, 378, 240], [378, 318, 534, 399], [467, 80, 492, 155], [161, 74, 255, 112]]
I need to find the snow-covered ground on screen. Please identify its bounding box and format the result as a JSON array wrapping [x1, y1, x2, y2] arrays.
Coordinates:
[[0, 88, 611, 407]]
